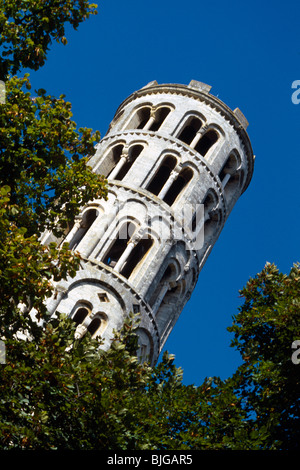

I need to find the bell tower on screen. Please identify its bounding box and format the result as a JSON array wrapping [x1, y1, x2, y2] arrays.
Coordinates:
[[43, 80, 254, 365]]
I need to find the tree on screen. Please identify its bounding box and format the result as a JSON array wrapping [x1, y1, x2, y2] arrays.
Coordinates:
[[0, 74, 107, 333], [0, 312, 260, 450], [0, 0, 98, 79], [0, 0, 107, 330], [0, 74, 107, 238], [0, 314, 152, 450], [227, 262, 300, 450], [144, 262, 300, 451]]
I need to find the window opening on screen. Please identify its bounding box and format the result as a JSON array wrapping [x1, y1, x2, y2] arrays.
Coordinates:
[[88, 317, 102, 337], [127, 106, 172, 131], [149, 262, 178, 309], [192, 191, 217, 232], [162, 265, 172, 281], [126, 107, 151, 130], [177, 117, 202, 145], [98, 293, 109, 302], [195, 129, 218, 156], [219, 153, 237, 185], [204, 191, 217, 212], [163, 167, 193, 206], [133, 304, 140, 313], [219, 152, 241, 200], [84, 208, 98, 228], [204, 210, 220, 240], [155, 280, 182, 338], [224, 173, 240, 198], [120, 236, 153, 279], [146, 156, 177, 196], [103, 221, 136, 268], [114, 144, 143, 180], [139, 343, 147, 359], [148, 107, 171, 131], [137, 107, 151, 129], [69, 208, 98, 250], [73, 307, 89, 325], [106, 144, 124, 177], [111, 144, 124, 165]]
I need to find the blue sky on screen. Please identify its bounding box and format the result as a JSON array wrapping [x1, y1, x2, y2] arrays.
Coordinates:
[[28, 0, 300, 385]]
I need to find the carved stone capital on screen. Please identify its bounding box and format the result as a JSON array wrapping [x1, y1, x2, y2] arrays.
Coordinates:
[[74, 324, 88, 340]]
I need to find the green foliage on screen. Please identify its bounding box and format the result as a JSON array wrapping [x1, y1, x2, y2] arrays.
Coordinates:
[[0, 314, 152, 450], [0, 1, 107, 356], [4, 285, 296, 451], [0, 0, 98, 79], [0, 73, 107, 330], [0, 183, 81, 329], [0, 74, 107, 238], [227, 262, 300, 449], [0, 313, 250, 450]]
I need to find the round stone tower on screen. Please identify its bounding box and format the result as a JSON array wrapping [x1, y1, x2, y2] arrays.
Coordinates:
[[43, 80, 254, 366]]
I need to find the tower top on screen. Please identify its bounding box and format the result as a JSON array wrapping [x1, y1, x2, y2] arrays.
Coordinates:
[[111, 80, 254, 193]]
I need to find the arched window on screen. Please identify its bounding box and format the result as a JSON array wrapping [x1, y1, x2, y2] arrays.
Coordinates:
[[161, 263, 177, 283], [136, 328, 153, 363], [162, 167, 193, 206], [204, 210, 221, 240], [114, 145, 143, 180], [203, 190, 218, 213], [177, 117, 219, 157], [105, 144, 124, 177], [177, 116, 202, 145], [120, 235, 153, 279], [219, 152, 241, 200], [147, 107, 171, 131], [71, 301, 92, 326], [202, 191, 221, 241], [127, 106, 151, 129], [102, 221, 136, 268], [191, 190, 218, 233], [73, 307, 89, 325], [107, 144, 144, 181], [146, 155, 177, 196], [69, 208, 98, 250], [194, 129, 219, 156], [155, 280, 185, 340], [88, 317, 102, 337], [149, 262, 178, 308], [102, 221, 153, 280], [126, 106, 171, 131], [70, 303, 108, 340]]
